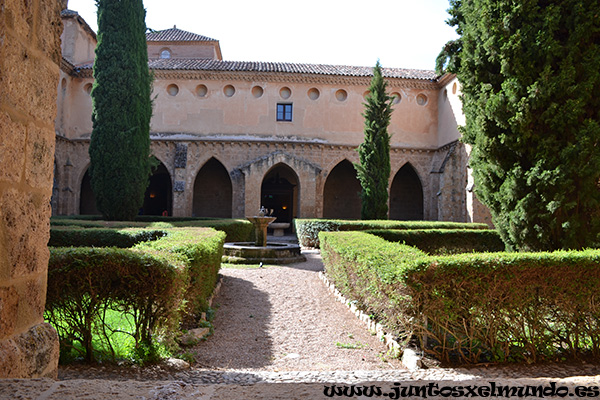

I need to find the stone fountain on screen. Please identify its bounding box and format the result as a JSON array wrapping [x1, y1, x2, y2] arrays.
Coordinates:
[[247, 207, 276, 247], [222, 207, 305, 264]]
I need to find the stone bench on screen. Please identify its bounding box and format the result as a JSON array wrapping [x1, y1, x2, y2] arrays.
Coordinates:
[[269, 222, 290, 237]]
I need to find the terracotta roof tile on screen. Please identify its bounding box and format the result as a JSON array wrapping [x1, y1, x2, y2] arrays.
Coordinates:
[[146, 27, 217, 42], [61, 9, 79, 17], [146, 59, 438, 80], [76, 59, 437, 81]]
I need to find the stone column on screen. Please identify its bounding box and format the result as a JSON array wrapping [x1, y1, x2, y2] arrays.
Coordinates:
[[0, 0, 63, 378], [172, 143, 189, 217], [298, 170, 318, 218]]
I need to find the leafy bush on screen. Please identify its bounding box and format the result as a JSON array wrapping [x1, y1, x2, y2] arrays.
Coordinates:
[[46, 247, 186, 363], [367, 229, 505, 254], [45, 227, 225, 364], [50, 216, 253, 242], [320, 231, 600, 364], [49, 227, 166, 247], [135, 228, 225, 318], [170, 219, 253, 242], [295, 218, 488, 248]]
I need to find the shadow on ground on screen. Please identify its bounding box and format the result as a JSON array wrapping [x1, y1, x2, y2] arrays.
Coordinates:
[[191, 275, 273, 369]]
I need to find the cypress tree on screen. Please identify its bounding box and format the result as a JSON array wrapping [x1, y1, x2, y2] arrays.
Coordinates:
[[89, 0, 152, 221], [439, 0, 600, 250], [355, 61, 394, 220]]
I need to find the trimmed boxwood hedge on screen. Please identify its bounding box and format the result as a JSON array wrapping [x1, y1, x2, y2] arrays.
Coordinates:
[[50, 216, 253, 242], [320, 231, 600, 364], [45, 227, 225, 363], [49, 227, 167, 248], [295, 218, 488, 248], [367, 229, 505, 254], [135, 228, 225, 317]]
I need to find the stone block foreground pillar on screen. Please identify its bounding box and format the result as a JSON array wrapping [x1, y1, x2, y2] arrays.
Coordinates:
[[0, 0, 65, 378]]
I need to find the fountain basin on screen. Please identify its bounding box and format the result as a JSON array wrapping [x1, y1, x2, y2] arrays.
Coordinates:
[[269, 222, 290, 237], [222, 242, 305, 264]]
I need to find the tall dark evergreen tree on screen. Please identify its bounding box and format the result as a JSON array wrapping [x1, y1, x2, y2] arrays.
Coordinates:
[[89, 0, 152, 221], [439, 0, 600, 250], [355, 61, 394, 220]]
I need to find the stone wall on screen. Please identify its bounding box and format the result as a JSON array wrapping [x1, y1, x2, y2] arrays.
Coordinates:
[[0, 0, 63, 378], [54, 137, 465, 221]]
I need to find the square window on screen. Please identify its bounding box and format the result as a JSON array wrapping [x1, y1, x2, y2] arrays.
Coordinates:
[[277, 103, 293, 121]]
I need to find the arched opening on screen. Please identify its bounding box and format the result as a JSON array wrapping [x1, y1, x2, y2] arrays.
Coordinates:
[[80, 168, 99, 215], [323, 160, 361, 219], [261, 164, 299, 225], [390, 163, 424, 220], [142, 161, 172, 216], [193, 158, 232, 218]]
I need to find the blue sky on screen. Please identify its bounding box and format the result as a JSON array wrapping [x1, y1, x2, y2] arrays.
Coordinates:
[[66, 0, 458, 70]]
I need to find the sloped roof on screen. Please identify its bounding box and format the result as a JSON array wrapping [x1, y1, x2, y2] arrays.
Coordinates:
[[146, 59, 438, 80], [61, 9, 79, 17], [146, 27, 217, 42], [61, 9, 97, 41]]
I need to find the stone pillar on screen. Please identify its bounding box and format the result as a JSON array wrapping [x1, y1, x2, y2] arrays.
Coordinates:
[[230, 169, 246, 218], [0, 0, 63, 378], [298, 170, 318, 218], [172, 143, 189, 217], [244, 171, 262, 218]]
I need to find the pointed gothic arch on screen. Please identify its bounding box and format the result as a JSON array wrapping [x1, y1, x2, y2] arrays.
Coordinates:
[[390, 163, 423, 220], [79, 167, 99, 215], [193, 157, 232, 217], [261, 163, 299, 224], [142, 160, 173, 216], [323, 159, 361, 219]]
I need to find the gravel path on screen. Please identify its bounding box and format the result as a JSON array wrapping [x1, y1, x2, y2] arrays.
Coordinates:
[[191, 250, 402, 372]]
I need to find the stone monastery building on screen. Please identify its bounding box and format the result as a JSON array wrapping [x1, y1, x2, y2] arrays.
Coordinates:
[[54, 10, 488, 225]]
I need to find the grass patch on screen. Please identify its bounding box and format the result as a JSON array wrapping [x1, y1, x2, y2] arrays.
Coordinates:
[[335, 342, 367, 349]]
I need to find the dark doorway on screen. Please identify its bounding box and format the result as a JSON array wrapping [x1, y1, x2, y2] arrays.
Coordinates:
[[323, 160, 361, 219], [80, 168, 99, 215], [142, 161, 172, 216], [193, 158, 232, 218], [261, 164, 299, 224], [390, 163, 423, 220]]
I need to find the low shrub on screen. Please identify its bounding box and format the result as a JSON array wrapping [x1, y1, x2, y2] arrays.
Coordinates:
[[49, 227, 167, 247], [50, 216, 253, 242], [170, 219, 253, 242], [320, 231, 600, 364], [50, 218, 153, 229], [295, 219, 488, 248], [46, 246, 186, 363], [134, 228, 225, 318], [45, 227, 225, 364], [367, 229, 505, 254]]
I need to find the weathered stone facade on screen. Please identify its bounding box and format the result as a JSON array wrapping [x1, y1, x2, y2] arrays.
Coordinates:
[[0, 0, 63, 378], [53, 11, 474, 224]]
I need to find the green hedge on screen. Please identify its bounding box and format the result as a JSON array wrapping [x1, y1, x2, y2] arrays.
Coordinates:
[[320, 231, 600, 364], [295, 219, 488, 248], [50, 216, 253, 242], [135, 228, 225, 317], [49, 227, 167, 247], [169, 219, 253, 242], [45, 227, 225, 363], [367, 229, 505, 254]]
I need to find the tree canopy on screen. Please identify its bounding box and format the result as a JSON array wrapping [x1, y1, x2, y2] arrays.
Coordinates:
[[439, 0, 600, 250], [89, 0, 153, 221], [355, 61, 394, 220]]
